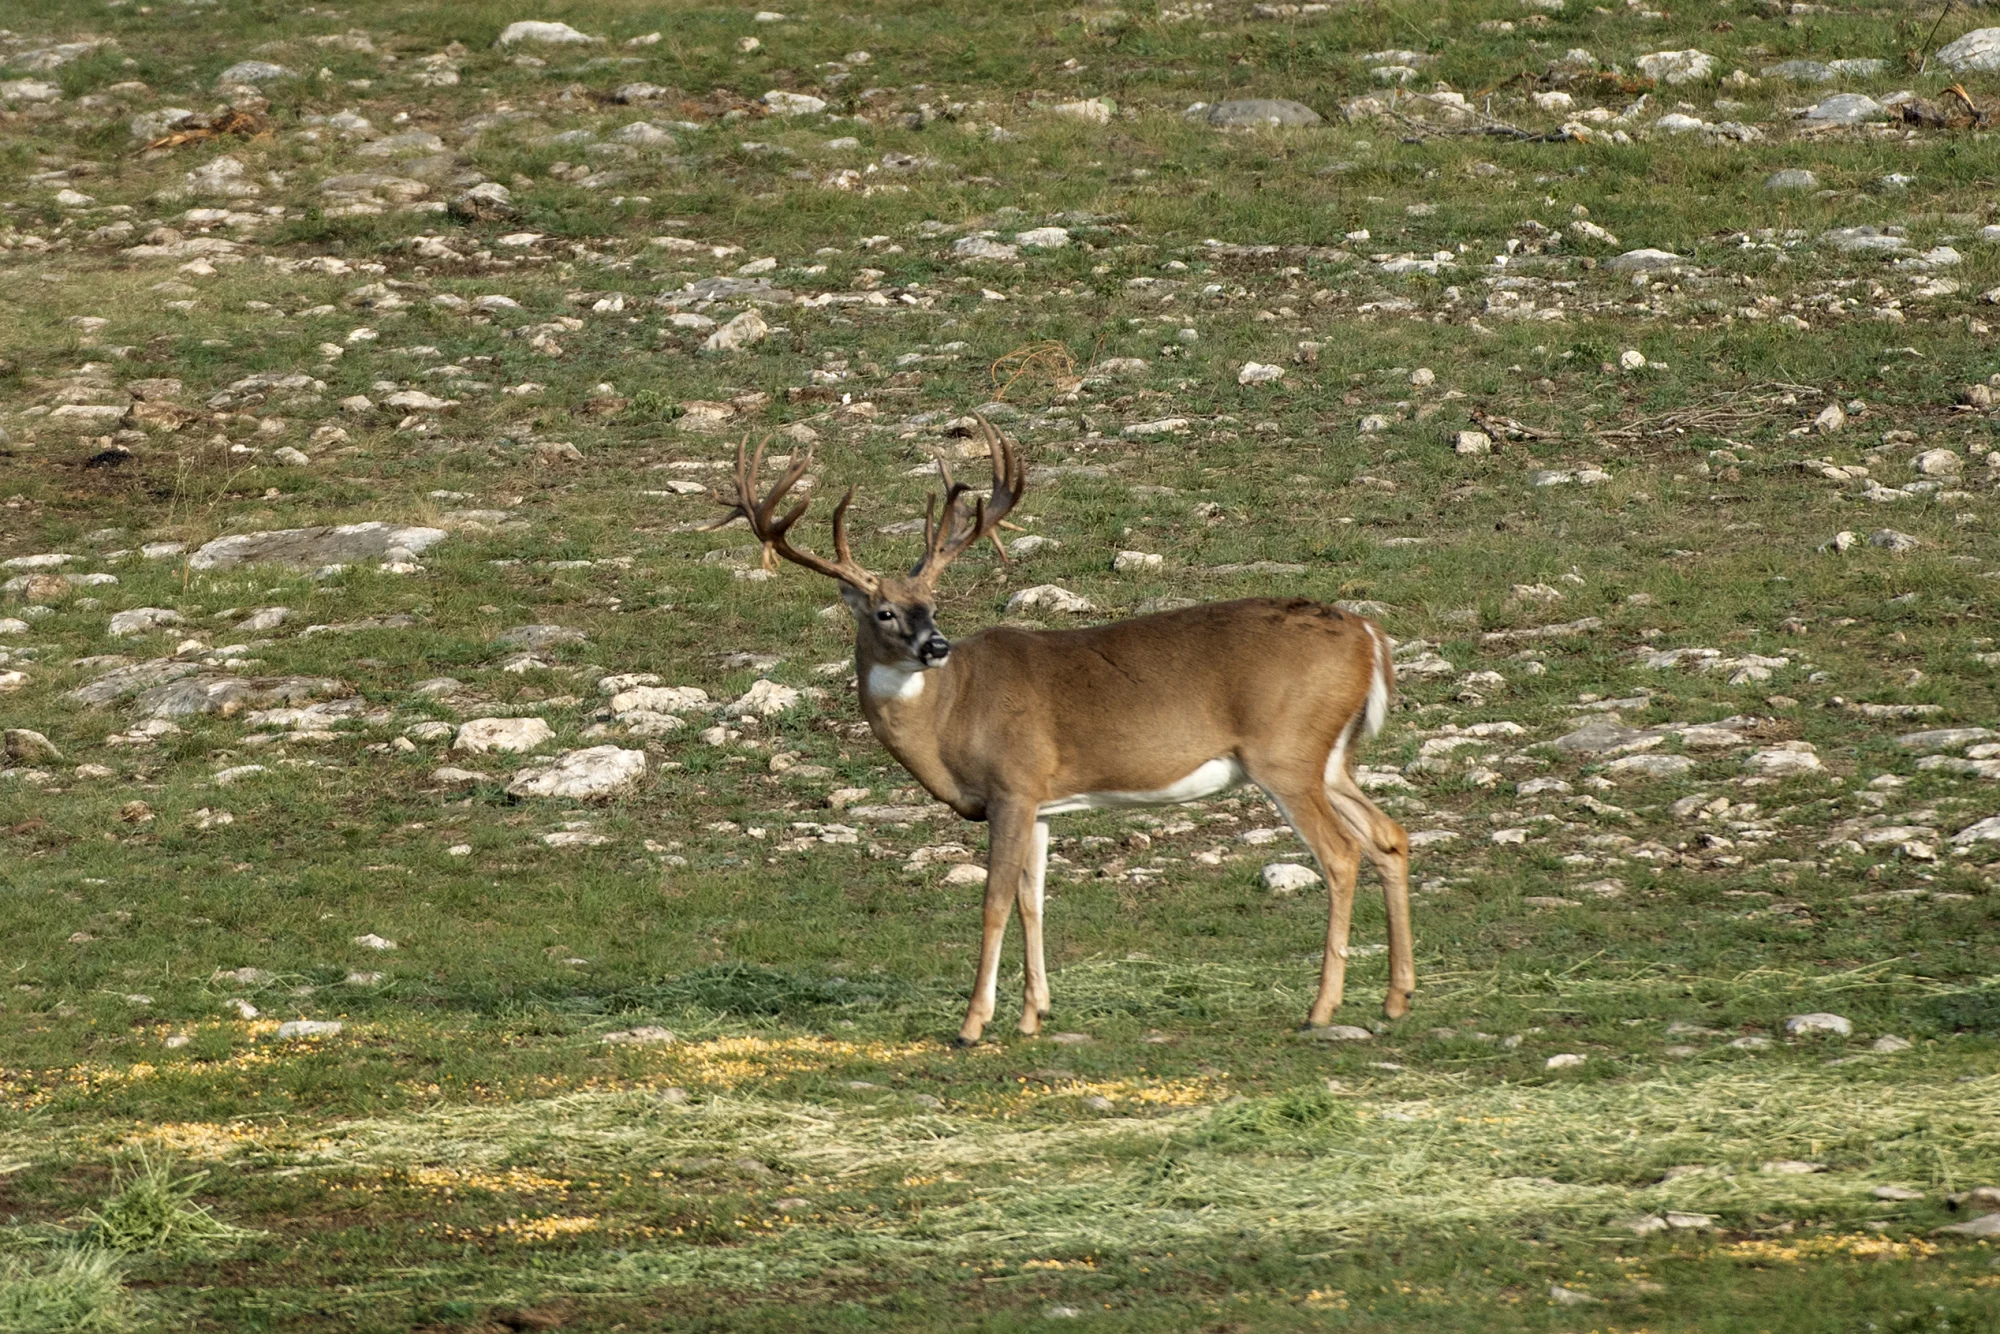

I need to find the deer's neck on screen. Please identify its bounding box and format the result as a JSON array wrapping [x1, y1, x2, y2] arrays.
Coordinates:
[[854, 637, 976, 815]]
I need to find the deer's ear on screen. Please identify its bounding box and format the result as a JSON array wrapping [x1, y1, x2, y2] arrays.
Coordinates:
[[838, 582, 873, 615]]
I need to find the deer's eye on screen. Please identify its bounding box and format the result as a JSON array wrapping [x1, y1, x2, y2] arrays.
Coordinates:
[[876, 609, 896, 622]]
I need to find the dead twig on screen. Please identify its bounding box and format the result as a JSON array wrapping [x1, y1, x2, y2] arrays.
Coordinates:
[[1469, 407, 1552, 442], [1380, 95, 1562, 144], [1596, 383, 1827, 443], [1473, 68, 1542, 100], [1918, 0, 1956, 77]]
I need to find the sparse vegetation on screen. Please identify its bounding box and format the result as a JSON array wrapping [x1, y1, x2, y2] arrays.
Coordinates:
[[1, 0, 1998, 1327]]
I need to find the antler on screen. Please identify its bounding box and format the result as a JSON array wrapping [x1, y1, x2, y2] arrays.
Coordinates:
[[909, 417, 1027, 587], [701, 438, 879, 593]]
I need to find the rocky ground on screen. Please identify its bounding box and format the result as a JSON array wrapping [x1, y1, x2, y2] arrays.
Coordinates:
[[1, 0, 1999, 1329]]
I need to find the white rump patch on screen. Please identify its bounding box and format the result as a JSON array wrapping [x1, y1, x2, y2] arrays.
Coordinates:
[[1038, 756, 1245, 816], [865, 663, 927, 701]]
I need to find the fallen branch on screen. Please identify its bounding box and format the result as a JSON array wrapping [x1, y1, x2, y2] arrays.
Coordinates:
[[1596, 382, 1827, 443], [1380, 97, 1560, 143], [1469, 406, 1552, 441], [1917, 0, 1956, 77]]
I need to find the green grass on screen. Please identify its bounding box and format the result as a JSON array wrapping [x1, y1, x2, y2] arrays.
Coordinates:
[[76, 1153, 258, 1259], [2, 0, 2000, 1327], [0, 1247, 139, 1334]]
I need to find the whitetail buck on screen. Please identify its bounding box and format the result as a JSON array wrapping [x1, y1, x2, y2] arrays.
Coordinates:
[[707, 422, 1412, 1044]]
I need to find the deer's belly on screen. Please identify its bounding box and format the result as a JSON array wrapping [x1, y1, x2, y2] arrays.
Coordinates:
[[1037, 757, 1245, 816]]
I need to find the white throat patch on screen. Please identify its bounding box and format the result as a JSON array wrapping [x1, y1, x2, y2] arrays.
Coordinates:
[[866, 663, 927, 702]]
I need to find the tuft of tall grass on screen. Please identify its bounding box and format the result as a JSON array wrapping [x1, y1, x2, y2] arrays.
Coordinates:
[[0, 1248, 139, 1334], [1194, 1086, 1358, 1145], [76, 1152, 258, 1259]]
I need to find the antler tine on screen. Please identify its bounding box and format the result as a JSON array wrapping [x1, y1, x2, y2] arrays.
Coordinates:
[[741, 436, 769, 506], [700, 437, 878, 590], [706, 439, 786, 564], [829, 486, 860, 569], [910, 415, 1028, 584], [915, 451, 973, 571], [759, 445, 813, 525], [984, 418, 1024, 516], [979, 421, 1023, 564], [700, 437, 760, 532]]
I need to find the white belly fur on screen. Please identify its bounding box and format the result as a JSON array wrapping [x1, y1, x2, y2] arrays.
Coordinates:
[[1038, 756, 1245, 816], [865, 663, 927, 701]]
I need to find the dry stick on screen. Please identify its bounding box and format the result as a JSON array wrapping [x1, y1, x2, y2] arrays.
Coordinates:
[[1473, 68, 1538, 101], [1918, 0, 1956, 77], [1596, 383, 1827, 442], [1469, 406, 1552, 442], [1382, 97, 1548, 143]]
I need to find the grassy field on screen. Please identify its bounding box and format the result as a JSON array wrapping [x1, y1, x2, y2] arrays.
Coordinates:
[[2, 0, 1999, 1327]]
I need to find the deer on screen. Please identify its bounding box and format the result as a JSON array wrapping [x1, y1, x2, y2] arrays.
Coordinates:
[[706, 421, 1412, 1045]]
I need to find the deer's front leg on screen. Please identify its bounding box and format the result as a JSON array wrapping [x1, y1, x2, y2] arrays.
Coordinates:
[[957, 800, 1037, 1046]]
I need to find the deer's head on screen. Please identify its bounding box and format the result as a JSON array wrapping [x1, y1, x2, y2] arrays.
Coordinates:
[[705, 419, 1025, 672]]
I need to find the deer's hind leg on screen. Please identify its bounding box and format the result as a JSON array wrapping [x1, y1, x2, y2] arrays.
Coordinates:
[[1325, 768, 1414, 1018], [1255, 776, 1366, 1029]]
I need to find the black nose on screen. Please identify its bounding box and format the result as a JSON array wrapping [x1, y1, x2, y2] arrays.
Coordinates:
[[919, 635, 951, 664]]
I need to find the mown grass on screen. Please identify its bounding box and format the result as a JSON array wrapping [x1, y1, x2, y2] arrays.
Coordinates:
[[0, 1246, 138, 1334]]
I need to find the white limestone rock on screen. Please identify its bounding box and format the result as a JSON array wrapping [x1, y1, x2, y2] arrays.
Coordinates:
[[454, 717, 554, 754], [1935, 27, 2000, 73], [1261, 863, 1322, 894], [729, 680, 802, 718], [108, 607, 182, 637], [496, 20, 597, 46], [507, 745, 647, 800], [1006, 585, 1094, 614], [189, 523, 448, 571], [953, 236, 1020, 261], [1744, 741, 1822, 776], [217, 60, 292, 84], [1785, 1012, 1852, 1037], [763, 90, 828, 116], [609, 685, 711, 714], [1635, 50, 1716, 85], [703, 309, 769, 352]]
